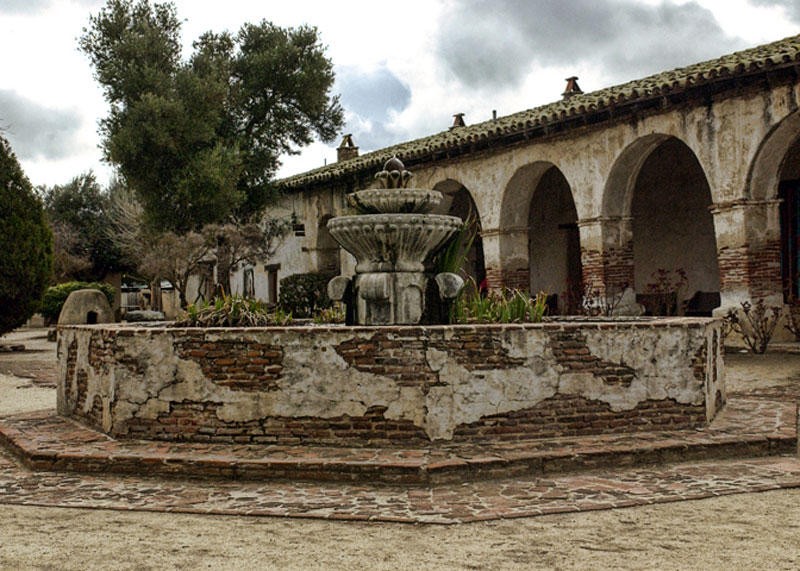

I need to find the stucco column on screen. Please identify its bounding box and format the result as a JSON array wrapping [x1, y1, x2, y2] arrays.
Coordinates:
[[481, 226, 529, 290], [710, 199, 783, 309], [578, 216, 635, 295]]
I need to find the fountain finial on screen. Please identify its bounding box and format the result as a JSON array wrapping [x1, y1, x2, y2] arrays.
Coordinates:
[[375, 156, 413, 189]]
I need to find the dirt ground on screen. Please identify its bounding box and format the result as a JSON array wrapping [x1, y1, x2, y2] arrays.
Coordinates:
[[1, 328, 800, 571]]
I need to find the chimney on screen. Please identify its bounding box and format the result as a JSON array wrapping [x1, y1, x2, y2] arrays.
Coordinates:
[[450, 113, 466, 129], [336, 134, 359, 162], [562, 76, 583, 100]]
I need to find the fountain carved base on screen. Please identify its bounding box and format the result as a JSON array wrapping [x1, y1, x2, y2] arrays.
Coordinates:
[[355, 272, 427, 325]]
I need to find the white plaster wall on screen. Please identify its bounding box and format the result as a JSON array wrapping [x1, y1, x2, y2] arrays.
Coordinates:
[[270, 81, 800, 304]]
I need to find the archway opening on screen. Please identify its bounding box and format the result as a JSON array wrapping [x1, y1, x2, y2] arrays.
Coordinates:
[[778, 136, 800, 301], [631, 138, 719, 315], [527, 166, 581, 313], [433, 180, 485, 286]]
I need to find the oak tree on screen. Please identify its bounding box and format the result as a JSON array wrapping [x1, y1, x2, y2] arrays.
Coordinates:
[[80, 0, 343, 234]]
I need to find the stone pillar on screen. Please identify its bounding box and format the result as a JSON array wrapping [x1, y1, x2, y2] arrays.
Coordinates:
[[481, 226, 529, 290], [711, 199, 783, 309], [578, 216, 635, 295]]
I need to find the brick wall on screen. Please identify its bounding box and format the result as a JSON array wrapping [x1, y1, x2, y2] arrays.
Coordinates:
[[453, 395, 706, 439], [58, 320, 723, 446], [581, 243, 635, 294], [717, 240, 782, 299], [485, 267, 529, 291]]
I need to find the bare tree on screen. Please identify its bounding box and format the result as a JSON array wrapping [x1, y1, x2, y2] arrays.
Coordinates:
[[207, 219, 291, 296], [106, 181, 290, 307], [51, 220, 92, 281], [139, 231, 214, 308]]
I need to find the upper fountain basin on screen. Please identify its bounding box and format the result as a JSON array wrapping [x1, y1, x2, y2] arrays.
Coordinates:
[[348, 188, 443, 214]]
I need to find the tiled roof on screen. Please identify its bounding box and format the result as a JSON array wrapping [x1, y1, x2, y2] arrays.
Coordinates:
[[280, 34, 800, 191]]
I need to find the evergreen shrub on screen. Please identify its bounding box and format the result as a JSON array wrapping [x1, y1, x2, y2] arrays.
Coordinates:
[[278, 272, 332, 318], [0, 136, 53, 334]]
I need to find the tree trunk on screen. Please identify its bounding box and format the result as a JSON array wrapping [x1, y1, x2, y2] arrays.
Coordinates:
[[215, 243, 232, 297], [150, 279, 163, 312]]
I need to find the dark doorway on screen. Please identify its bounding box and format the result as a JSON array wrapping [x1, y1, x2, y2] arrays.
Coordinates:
[[780, 180, 800, 301], [528, 167, 581, 313]]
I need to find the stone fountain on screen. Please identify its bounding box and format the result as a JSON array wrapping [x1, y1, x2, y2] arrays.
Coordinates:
[[326, 157, 464, 325], [48, 163, 725, 450]]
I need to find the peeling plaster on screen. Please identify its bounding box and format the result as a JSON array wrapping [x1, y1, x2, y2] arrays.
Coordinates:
[[58, 321, 723, 443]]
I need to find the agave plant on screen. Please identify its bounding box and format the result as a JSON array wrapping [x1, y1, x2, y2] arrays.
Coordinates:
[[432, 210, 477, 275], [174, 294, 292, 327], [451, 280, 548, 324]]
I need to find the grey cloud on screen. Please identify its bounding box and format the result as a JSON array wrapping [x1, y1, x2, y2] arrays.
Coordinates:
[[335, 65, 412, 150], [436, 0, 746, 91], [0, 90, 84, 160], [0, 0, 100, 14], [751, 0, 800, 24], [0, 0, 49, 14]]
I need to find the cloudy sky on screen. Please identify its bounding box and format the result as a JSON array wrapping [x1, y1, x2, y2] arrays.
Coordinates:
[[1, 0, 799, 189]]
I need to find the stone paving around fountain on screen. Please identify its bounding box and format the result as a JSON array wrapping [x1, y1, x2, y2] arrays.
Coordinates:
[[0, 327, 799, 524]]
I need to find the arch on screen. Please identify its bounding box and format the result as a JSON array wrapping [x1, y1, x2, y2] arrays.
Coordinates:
[[745, 109, 800, 301], [627, 137, 720, 314], [748, 109, 800, 201], [496, 162, 580, 308], [602, 133, 671, 219], [500, 162, 557, 230], [432, 179, 486, 285], [527, 166, 581, 312]]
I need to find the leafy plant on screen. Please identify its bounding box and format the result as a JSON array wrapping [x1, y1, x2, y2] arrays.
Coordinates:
[[785, 301, 800, 341], [42, 171, 129, 281], [312, 304, 345, 324], [40, 281, 115, 324], [174, 293, 292, 327], [723, 299, 782, 354], [451, 280, 548, 324], [278, 272, 333, 318], [80, 1, 344, 234]]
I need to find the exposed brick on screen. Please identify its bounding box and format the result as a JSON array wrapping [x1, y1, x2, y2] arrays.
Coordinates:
[[175, 338, 284, 392]]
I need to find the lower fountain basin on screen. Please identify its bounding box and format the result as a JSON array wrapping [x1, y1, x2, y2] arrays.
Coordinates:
[[58, 318, 725, 446], [327, 213, 462, 273]]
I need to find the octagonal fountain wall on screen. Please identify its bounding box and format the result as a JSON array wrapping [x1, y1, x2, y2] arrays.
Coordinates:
[[57, 318, 724, 445], [56, 157, 725, 445]]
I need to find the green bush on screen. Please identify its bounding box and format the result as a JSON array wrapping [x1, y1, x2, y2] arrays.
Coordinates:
[[279, 272, 333, 318], [0, 136, 53, 334], [41, 281, 115, 324], [173, 294, 292, 327]]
